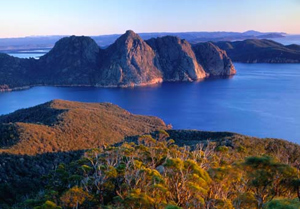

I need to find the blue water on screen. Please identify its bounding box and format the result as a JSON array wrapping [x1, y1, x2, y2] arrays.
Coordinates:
[[270, 35, 300, 45], [7, 53, 42, 59], [7, 49, 50, 59], [0, 63, 300, 143]]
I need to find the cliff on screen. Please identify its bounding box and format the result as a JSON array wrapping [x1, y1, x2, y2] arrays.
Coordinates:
[[0, 30, 236, 90], [98, 30, 163, 87], [192, 42, 236, 76], [146, 36, 206, 81]]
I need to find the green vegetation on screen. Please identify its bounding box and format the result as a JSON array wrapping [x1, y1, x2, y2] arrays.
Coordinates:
[[0, 100, 168, 155], [4, 130, 299, 209], [1, 100, 300, 208]]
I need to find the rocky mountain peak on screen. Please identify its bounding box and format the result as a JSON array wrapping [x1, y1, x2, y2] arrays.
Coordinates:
[[98, 30, 163, 87], [192, 42, 236, 76], [0, 30, 237, 90], [124, 30, 137, 37], [36, 36, 102, 85], [110, 30, 145, 52], [40, 35, 100, 63], [146, 36, 207, 81]]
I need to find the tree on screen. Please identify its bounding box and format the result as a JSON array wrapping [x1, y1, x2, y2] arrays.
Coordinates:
[[164, 158, 211, 208], [242, 156, 296, 209], [34, 200, 61, 209], [60, 186, 92, 209], [264, 199, 300, 209]]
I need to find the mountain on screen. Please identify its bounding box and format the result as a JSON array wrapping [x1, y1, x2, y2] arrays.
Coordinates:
[[0, 99, 168, 155], [242, 30, 264, 36], [215, 39, 300, 63], [0, 53, 37, 89], [192, 42, 236, 76], [37, 36, 102, 85], [0, 30, 236, 91], [146, 36, 206, 81], [98, 30, 163, 87]]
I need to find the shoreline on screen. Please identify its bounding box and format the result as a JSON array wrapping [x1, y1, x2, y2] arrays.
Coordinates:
[[0, 75, 237, 93]]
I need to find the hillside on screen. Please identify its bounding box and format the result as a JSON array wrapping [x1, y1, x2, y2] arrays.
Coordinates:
[[1, 129, 300, 208], [215, 39, 300, 63], [0, 101, 300, 208], [0, 30, 236, 91], [0, 99, 168, 155]]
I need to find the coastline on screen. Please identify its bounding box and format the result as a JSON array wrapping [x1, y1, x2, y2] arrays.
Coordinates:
[[0, 79, 164, 92], [0, 75, 239, 93]]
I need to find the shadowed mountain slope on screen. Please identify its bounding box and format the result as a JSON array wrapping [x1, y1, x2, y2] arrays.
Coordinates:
[[37, 36, 102, 85]]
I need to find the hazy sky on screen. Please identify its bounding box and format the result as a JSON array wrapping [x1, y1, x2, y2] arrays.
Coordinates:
[[0, 0, 299, 38]]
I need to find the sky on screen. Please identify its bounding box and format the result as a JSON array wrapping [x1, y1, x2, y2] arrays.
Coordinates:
[[0, 0, 299, 38]]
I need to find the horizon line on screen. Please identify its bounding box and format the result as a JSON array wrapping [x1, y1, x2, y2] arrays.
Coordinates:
[[0, 30, 296, 39]]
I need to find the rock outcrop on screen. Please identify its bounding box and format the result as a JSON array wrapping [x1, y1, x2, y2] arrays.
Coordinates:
[[38, 35, 102, 85], [0, 30, 236, 90], [98, 30, 162, 87], [146, 36, 206, 81], [192, 42, 236, 76]]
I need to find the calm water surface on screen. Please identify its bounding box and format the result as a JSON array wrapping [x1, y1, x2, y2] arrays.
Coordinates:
[[0, 63, 300, 143], [7, 49, 50, 59]]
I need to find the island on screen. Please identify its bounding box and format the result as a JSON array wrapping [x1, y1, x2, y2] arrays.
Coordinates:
[[0, 30, 236, 91]]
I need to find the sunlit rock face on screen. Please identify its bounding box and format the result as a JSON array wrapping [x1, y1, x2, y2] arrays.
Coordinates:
[[0, 30, 236, 91], [192, 42, 236, 76], [146, 36, 207, 81], [97, 30, 163, 87]]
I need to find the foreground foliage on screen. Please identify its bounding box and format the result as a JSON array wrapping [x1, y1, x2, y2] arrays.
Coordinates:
[[17, 131, 300, 209]]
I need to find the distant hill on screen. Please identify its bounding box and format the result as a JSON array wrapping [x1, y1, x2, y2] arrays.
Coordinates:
[[215, 39, 300, 63], [0, 99, 168, 155], [0, 30, 236, 91], [0, 31, 285, 50]]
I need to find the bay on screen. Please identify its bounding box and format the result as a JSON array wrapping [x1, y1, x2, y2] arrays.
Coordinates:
[[0, 63, 300, 143]]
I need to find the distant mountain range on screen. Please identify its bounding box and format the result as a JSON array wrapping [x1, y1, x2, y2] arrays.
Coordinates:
[[215, 39, 300, 63], [0, 30, 285, 50], [0, 30, 236, 91]]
